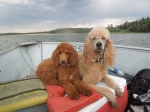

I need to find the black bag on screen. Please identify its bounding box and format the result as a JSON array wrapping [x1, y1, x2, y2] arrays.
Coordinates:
[[125, 68, 150, 112]]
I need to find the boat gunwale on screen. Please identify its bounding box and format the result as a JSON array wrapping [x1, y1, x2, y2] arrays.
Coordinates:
[[0, 47, 18, 56], [0, 42, 39, 56], [114, 45, 150, 51], [0, 42, 150, 56]]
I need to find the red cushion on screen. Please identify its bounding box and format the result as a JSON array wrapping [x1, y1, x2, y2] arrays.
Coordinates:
[[46, 85, 102, 112]]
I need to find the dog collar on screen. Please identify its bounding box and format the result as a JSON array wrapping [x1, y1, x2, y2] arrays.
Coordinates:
[[92, 58, 104, 63], [61, 64, 70, 67]]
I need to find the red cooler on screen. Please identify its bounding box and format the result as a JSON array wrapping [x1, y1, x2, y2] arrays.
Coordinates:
[[79, 75, 128, 112], [46, 75, 128, 112]]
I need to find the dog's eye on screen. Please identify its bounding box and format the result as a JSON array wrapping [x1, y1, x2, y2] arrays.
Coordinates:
[[102, 37, 105, 40], [66, 52, 70, 54], [58, 52, 61, 54], [92, 37, 96, 40]]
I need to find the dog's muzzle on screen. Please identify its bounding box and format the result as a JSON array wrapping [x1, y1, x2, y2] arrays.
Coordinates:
[[60, 60, 70, 66], [96, 42, 102, 51], [61, 60, 65, 64]]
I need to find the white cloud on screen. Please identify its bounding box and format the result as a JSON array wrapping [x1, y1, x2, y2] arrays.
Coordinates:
[[0, 0, 150, 33], [69, 18, 125, 28], [0, 18, 126, 33], [0, 20, 62, 33], [0, 0, 35, 5], [40, 3, 56, 11]]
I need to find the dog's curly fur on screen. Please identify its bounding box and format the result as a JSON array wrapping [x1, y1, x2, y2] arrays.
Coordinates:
[[78, 26, 122, 109], [36, 42, 92, 100]]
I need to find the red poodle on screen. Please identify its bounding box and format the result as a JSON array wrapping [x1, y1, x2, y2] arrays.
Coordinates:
[[36, 42, 92, 100]]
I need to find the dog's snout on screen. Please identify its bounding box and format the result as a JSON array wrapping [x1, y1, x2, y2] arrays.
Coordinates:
[[96, 42, 102, 47], [61, 60, 65, 64]]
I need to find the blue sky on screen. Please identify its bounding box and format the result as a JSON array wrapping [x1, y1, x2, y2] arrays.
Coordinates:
[[0, 0, 150, 33]]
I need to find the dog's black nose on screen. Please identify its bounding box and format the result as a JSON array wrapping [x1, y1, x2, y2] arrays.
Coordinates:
[[96, 42, 102, 47], [61, 60, 65, 64]]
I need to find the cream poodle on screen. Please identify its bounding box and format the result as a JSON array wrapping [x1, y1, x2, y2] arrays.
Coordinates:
[[78, 26, 122, 109]]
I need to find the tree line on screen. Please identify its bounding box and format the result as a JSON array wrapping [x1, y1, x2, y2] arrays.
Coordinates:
[[49, 28, 92, 34], [107, 17, 150, 32], [0, 28, 92, 35], [51, 17, 150, 33]]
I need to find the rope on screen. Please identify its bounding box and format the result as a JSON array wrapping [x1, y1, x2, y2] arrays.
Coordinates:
[[19, 47, 35, 74], [40, 41, 43, 61]]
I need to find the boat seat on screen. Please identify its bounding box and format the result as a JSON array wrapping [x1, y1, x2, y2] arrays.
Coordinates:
[[0, 76, 48, 112]]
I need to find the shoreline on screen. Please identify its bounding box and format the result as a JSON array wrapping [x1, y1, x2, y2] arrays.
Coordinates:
[[1, 32, 150, 36], [0, 33, 90, 36]]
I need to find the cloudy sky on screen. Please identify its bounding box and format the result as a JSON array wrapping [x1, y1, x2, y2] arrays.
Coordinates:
[[0, 0, 150, 33]]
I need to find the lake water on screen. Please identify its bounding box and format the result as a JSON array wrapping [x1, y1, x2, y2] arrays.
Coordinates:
[[0, 33, 150, 51]]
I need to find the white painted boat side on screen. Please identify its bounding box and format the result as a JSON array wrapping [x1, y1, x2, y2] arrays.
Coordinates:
[[0, 42, 150, 82]]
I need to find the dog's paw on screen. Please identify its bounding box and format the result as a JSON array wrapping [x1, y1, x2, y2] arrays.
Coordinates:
[[69, 91, 80, 100], [81, 88, 92, 96], [107, 93, 118, 109], [110, 99, 118, 109], [115, 87, 123, 97]]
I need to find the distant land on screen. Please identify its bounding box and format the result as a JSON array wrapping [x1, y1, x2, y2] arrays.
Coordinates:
[[0, 17, 150, 35], [107, 17, 150, 33]]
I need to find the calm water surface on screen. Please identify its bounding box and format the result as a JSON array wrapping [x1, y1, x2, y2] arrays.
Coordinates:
[[0, 33, 150, 51]]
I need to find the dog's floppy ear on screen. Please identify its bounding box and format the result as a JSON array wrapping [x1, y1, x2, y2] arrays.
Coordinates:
[[104, 39, 115, 67], [51, 47, 60, 67], [69, 47, 78, 66]]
